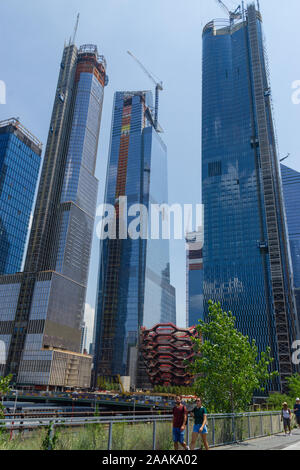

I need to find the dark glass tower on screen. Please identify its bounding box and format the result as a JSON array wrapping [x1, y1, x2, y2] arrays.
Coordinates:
[[93, 91, 176, 387], [0, 119, 41, 275], [202, 4, 298, 391], [281, 164, 300, 326], [0, 43, 107, 388], [186, 230, 204, 327]]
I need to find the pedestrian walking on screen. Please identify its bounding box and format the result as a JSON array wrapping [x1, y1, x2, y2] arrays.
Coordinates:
[[281, 402, 292, 435], [293, 398, 300, 429], [172, 395, 189, 450], [190, 397, 209, 451]]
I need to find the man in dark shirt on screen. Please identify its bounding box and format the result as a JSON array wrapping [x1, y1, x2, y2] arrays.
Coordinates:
[[294, 398, 300, 428], [190, 397, 209, 450], [172, 395, 189, 450]]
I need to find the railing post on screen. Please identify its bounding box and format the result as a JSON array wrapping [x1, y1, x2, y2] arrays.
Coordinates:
[[270, 413, 273, 435], [47, 421, 55, 450], [260, 413, 263, 436], [152, 421, 156, 450], [108, 421, 113, 450], [278, 413, 281, 433], [232, 414, 236, 443], [212, 417, 215, 446], [10, 417, 15, 441], [248, 414, 251, 439]]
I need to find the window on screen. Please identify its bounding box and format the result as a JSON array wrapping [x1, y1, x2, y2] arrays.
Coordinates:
[[208, 161, 222, 177]]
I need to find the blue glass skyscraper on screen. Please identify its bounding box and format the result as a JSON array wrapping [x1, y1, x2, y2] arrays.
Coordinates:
[[93, 91, 176, 386], [202, 4, 298, 391], [281, 164, 300, 326], [0, 119, 41, 275]]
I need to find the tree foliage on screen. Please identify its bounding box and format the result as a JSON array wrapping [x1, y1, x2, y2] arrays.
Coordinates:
[[286, 374, 300, 400], [267, 374, 300, 410], [0, 375, 12, 418], [189, 301, 278, 413]]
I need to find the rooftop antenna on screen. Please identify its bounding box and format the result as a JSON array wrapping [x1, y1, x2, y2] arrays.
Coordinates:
[[257, 0, 261, 11]]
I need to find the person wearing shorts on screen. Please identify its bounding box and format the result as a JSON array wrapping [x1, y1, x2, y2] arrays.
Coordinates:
[[172, 396, 189, 450], [293, 398, 300, 429], [281, 402, 292, 435], [190, 397, 209, 451]]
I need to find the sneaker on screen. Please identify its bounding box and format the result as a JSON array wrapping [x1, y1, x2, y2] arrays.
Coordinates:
[[186, 446, 190, 450]]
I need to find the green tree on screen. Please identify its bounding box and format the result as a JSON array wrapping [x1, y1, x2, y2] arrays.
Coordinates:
[[0, 375, 12, 418], [267, 393, 291, 410], [189, 301, 278, 413], [286, 374, 300, 400]]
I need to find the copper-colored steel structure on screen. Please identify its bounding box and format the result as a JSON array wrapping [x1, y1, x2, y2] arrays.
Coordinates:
[[140, 323, 199, 387]]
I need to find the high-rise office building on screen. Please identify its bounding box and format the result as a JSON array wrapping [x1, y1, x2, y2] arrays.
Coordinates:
[[202, 4, 298, 391], [93, 91, 176, 387], [0, 43, 108, 389], [281, 164, 300, 326], [186, 230, 204, 327], [0, 119, 42, 275]]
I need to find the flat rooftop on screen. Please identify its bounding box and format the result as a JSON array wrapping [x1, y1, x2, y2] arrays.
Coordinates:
[[0, 118, 43, 155]]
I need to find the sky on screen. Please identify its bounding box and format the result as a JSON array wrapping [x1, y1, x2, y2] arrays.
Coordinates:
[[0, 0, 299, 346]]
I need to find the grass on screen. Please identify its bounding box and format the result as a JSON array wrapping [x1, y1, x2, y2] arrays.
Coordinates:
[[0, 412, 289, 450], [0, 421, 174, 451]]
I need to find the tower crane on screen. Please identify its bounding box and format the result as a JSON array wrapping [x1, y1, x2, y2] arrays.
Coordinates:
[[215, 0, 242, 26], [127, 51, 163, 131]]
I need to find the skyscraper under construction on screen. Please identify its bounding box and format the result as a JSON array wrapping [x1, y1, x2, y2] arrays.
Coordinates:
[[0, 41, 108, 389], [92, 91, 176, 388], [202, 3, 299, 391]]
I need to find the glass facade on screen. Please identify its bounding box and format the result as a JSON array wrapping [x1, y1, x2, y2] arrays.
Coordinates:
[[186, 231, 204, 327], [281, 164, 300, 325], [0, 120, 41, 275], [202, 5, 297, 391], [93, 91, 176, 385], [0, 44, 107, 387]]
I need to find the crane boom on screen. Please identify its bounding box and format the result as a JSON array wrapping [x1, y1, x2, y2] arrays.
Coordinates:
[[127, 51, 163, 90], [216, 0, 230, 15], [214, 0, 242, 25], [127, 51, 163, 131]]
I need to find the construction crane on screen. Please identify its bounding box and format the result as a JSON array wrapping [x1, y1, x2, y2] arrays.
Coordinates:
[[215, 0, 242, 26], [280, 153, 290, 163], [127, 51, 163, 131], [69, 13, 80, 45]]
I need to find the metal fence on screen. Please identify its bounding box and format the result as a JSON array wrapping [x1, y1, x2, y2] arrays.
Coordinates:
[[0, 411, 293, 450]]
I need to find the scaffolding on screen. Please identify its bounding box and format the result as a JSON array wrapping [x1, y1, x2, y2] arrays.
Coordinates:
[[247, 5, 296, 391]]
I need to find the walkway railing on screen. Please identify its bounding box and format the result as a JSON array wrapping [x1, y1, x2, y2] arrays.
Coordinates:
[[0, 411, 292, 450]]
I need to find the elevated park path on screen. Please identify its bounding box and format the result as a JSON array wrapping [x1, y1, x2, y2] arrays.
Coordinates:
[[216, 429, 300, 451]]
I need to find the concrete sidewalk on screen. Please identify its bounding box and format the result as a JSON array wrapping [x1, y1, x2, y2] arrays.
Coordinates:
[[215, 429, 300, 451]]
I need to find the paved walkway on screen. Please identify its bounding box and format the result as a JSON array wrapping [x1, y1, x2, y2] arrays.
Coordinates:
[[215, 429, 300, 450]]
